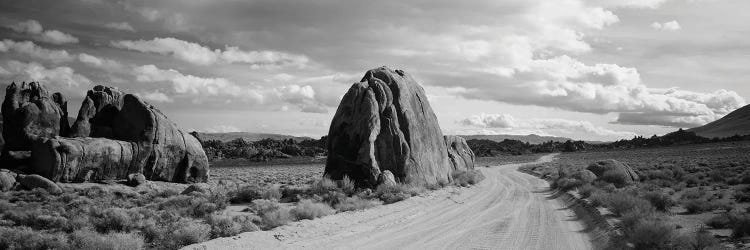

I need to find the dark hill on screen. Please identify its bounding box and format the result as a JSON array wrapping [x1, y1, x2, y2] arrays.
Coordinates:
[[196, 132, 313, 143], [689, 104, 750, 138], [459, 134, 572, 144]]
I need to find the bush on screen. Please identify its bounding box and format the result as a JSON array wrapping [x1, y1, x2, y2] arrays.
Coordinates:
[[334, 196, 382, 212], [230, 185, 264, 203], [577, 184, 596, 198], [681, 198, 716, 214], [555, 177, 582, 191], [311, 177, 339, 196], [0, 226, 70, 250], [206, 215, 241, 238], [674, 226, 720, 250], [166, 220, 211, 249], [604, 193, 654, 216], [91, 208, 138, 233], [70, 229, 145, 250], [732, 215, 750, 239], [625, 220, 676, 250], [262, 186, 282, 201], [290, 199, 335, 220], [339, 176, 356, 195], [706, 212, 736, 229], [375, 184, 414, 204], [642, 191, 675, 212], [259, 207, 292, 229], [452, 170, 486, 187]]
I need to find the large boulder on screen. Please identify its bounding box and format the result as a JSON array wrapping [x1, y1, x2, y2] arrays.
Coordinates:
[[1, 82, 68, 151], [16, 174, 62, 194], [325, 67, 453, 187], [586, 159, 639, 187], [0, 169, 16, 191], [444, 135, 475, 172], [30, 91, 209, 183]]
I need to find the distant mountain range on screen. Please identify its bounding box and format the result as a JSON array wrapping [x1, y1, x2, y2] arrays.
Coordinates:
[[458, 134, 574, 144], [690, 104, 750, 138], [196, 132, 314, 142]]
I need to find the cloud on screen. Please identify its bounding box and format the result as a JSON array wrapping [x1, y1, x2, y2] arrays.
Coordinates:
[[651, 20, 681, 31], [201, 125, 242, 133], [104, 22, 136, 32], [0, 39, 74, 63], [111, 37, 308, 66], [133, 64, 264, 101], [460, 113, 636, 140], [77, 53, 125, 72], [135, 90, 174, 103], [596, 0, 670, 9], [4, 20, 79, 44], [0, 60, 91, 88], [458, 55, 745, 128]]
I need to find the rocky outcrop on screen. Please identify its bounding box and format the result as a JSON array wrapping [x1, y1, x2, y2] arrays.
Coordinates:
[[127, 173, 147, 187], [29, 88, 209, 183], [444, 135, 475, 172], [586, 159, 639, 187], [1, 82, 68, 151], [0, 169, 16, 191], [16, 174, 62, 194], [325, 67, 454, 187]]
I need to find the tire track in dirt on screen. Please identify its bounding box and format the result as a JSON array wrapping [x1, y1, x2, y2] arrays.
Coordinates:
[[186, 153, 592, 250]]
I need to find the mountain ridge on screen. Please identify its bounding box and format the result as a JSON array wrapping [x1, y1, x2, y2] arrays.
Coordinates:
[[689, 104, 750, 138]]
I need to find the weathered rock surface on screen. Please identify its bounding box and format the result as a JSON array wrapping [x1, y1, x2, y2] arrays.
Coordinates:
[[377, 170, 397, 187], [2, 82, 68, 151], [0, 169, 16, 191], [15, 84, 209, 184], [444, 135, 475, 172], [17, 174, 62, 194], [586, 159, 639, 186], [325, 67, 453, 187], [127, 173, 147, 186]]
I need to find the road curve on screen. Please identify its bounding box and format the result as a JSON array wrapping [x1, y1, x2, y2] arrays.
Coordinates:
[[186, 154, 592, 250]]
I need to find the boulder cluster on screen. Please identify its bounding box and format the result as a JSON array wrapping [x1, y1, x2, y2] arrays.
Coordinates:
[[325, 67, 476, 187], [0, 82, 208, 191]]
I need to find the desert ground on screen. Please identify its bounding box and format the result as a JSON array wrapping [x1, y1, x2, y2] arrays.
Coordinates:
[[187, 153, 592, 250]]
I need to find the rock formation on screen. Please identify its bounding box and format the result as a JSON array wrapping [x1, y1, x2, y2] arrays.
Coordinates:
[[1, 82, 68, 151], [325, 67, 472, 187], [586, 159, 639, 187], [445, 135, 476, 172], [1, 82, 209, 184], [29, 88, 209, 183]]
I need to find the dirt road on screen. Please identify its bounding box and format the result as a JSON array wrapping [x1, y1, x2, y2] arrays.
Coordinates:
[[187, 154, 592, 250]]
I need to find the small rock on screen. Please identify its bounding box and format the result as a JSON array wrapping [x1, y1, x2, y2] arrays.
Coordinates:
[[0, 169, 17, 191], [17, 174, 62, 194], [378, 170, 397, 187], [126, 173, 147, 187], [181, 183, 211, 195]]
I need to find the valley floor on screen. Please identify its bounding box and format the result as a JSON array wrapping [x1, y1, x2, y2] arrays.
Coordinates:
[[186, 154, 592, 250]]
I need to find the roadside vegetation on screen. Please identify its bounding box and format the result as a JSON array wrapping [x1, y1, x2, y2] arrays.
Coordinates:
[[0, 167, 483, 249], [519, 140, 750, 249]]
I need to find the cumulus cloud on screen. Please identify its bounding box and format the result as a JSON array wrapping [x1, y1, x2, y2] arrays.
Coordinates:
[[459, 55, 745, 127], [460, 113, 636, 140], [651, 20, 681, 31], [77, 53, 125, 72], [4, 20, 79, 44], [0, 39, 74, 63], [111, 37, 308, 66], [0, 60, 91, 87], [104, 22, 136, 32], [135, 90, 174, 103], [596, 0, 670, 9]]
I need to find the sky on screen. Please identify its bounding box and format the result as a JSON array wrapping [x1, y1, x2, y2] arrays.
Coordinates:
[[0, 0, 748, 141]]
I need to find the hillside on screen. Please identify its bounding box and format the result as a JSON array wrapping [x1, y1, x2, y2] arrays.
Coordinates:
[[689, 104, 750, 138], [195, 132, 313, 142], [459, 134, 572, 144]]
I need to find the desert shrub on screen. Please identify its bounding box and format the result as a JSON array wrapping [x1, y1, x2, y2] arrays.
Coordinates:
[[642, 191, 675, 212], [260, 208, 292, 229], [577, 184, 596, 198], [261, 186, 282, 201], [0, 226, 70, 250], [681, 188, 707, 200], [290, 199, 335, 220], [587, 190, 609, 207], [90, 207, 139, 233], [230, 184, 264, 203], [231, 214, 261, 233], [734, 186, 750, 202], [625, 220, 676, 250], [604, 193, 655, 216], [732, 215, 750, 239], [452, 170, 486, 187], [600, 171, 630, 187], [375, 184, 414, 204], [334, 196, 382, 212], [673, 226, 720, 250], [206, 215, 241, 238], [70, 229, 145, 250], [249, 199, 281, 215], [555, 177, 582, 191], [310, 177, 339, 196], [165, 220, 211, 249], [706, 212, 737, 229], [339, 175, 356, 195], [681, 198, 716, 214]]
